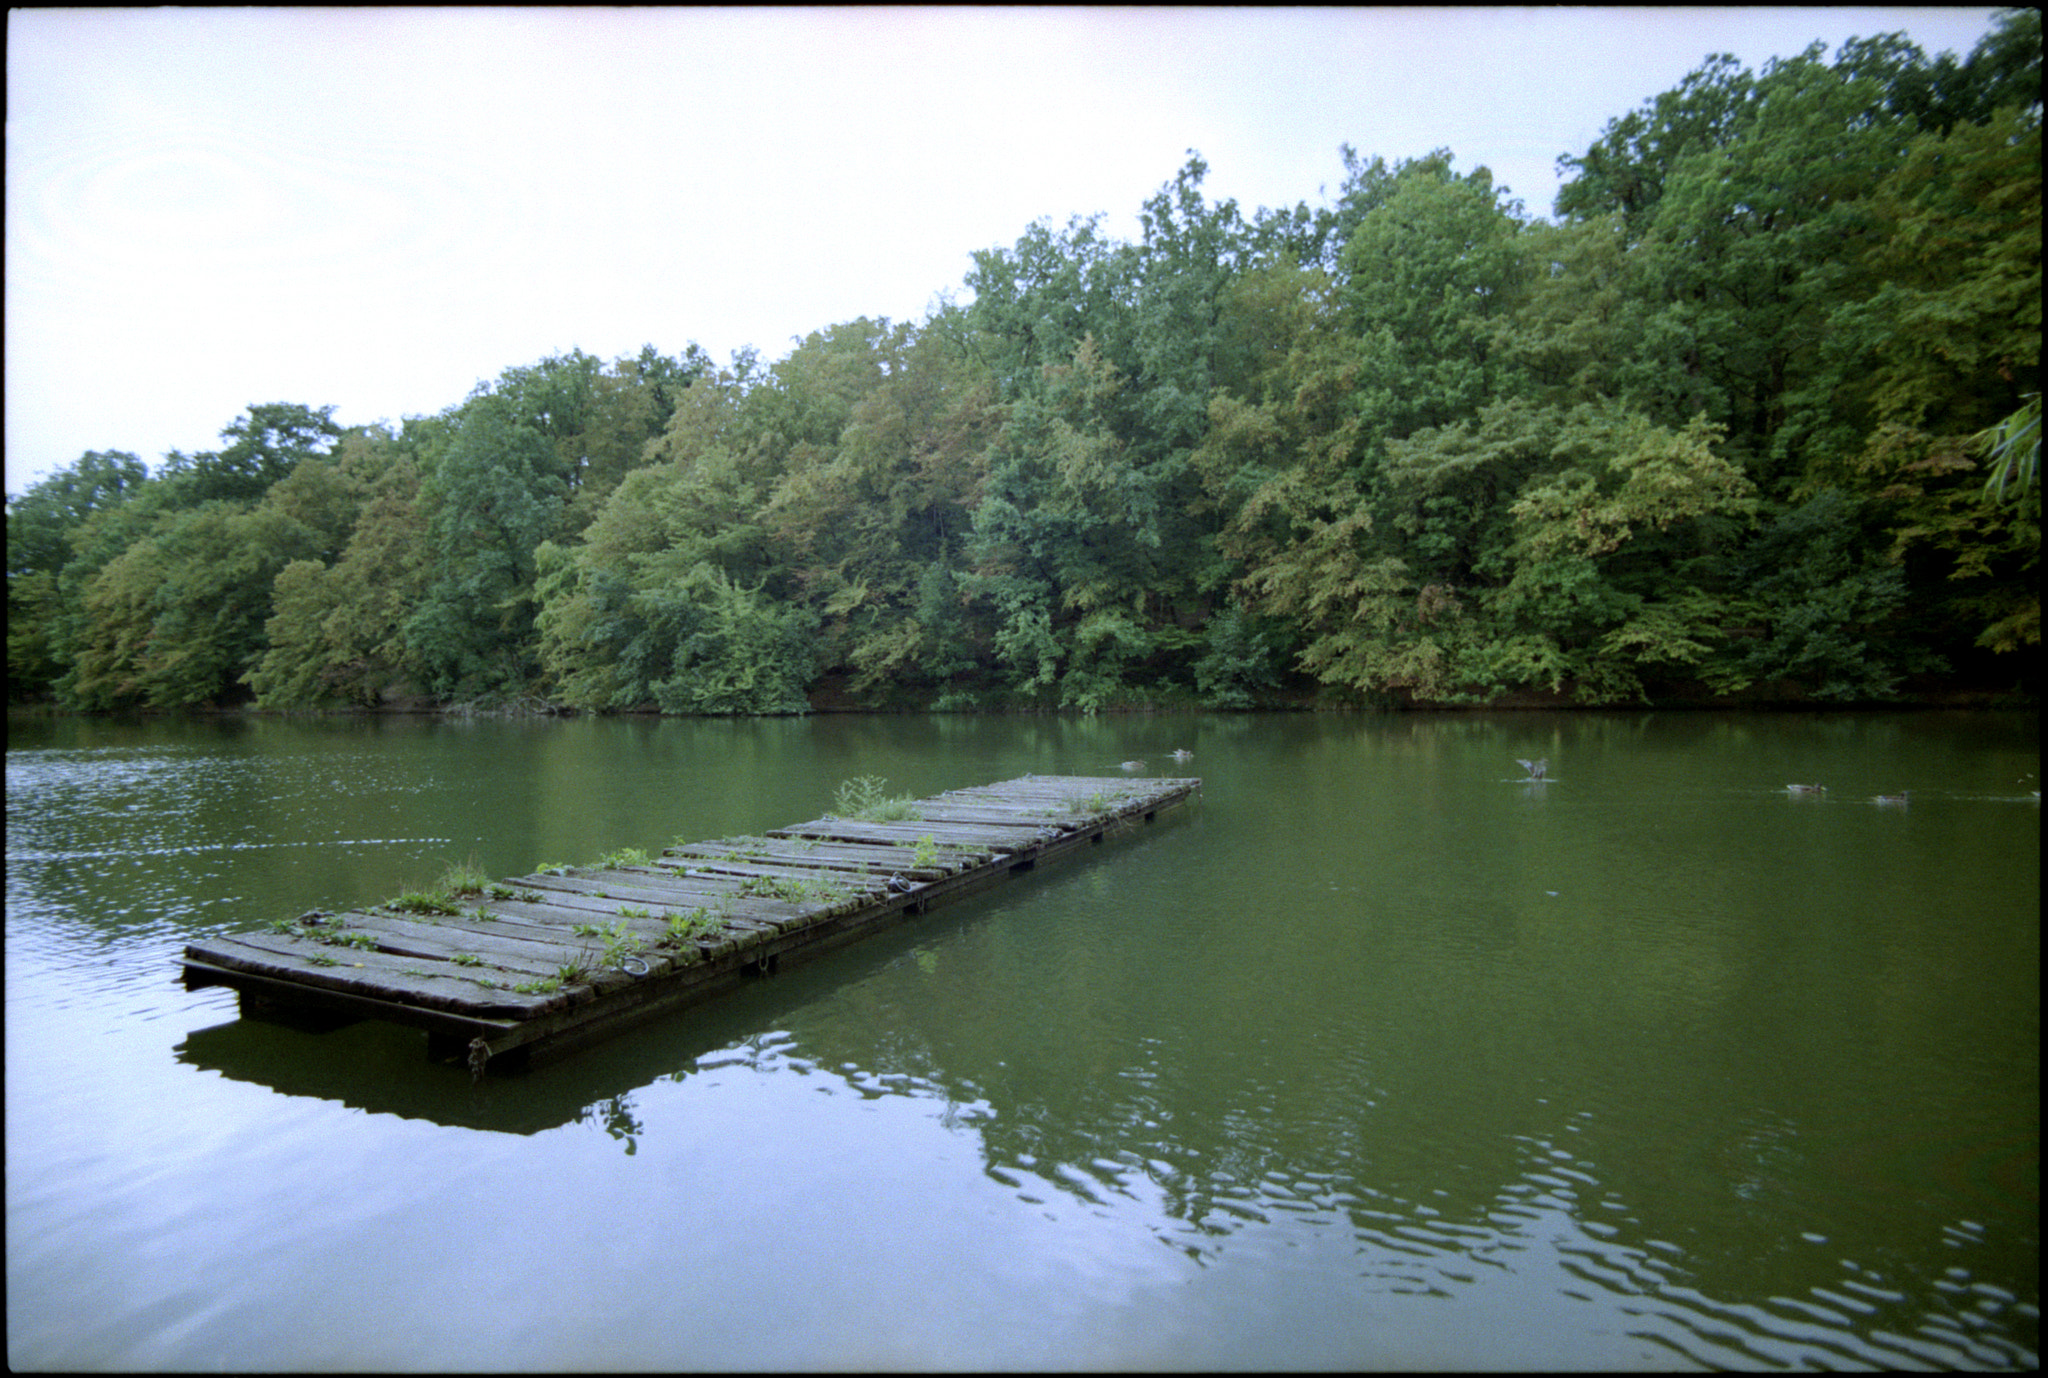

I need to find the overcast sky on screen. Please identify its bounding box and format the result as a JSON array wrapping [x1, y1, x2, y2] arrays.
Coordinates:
[[5, 6, 2006, 497]]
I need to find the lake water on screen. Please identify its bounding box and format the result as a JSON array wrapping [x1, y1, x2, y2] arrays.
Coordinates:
[[5, 709, 2038, 1370]]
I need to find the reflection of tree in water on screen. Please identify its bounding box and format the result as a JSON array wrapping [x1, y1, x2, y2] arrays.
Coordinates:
[[676, 930, 2037, 1369], [584, 1092, 645, 1155], [518, 813, 2038, 1373]]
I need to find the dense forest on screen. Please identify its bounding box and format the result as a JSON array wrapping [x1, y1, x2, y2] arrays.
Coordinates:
[[9, 15, 2040, 714]]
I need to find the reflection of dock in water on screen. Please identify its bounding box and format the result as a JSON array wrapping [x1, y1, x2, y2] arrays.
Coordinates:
[[181, 774, 1199, 1075]]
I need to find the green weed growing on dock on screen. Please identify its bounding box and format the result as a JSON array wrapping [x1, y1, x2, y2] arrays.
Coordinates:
[[598, 846, 651, 869], [911, 834, 940, 869], [581, 919, 645, 968], [513, 976, 562, 995], [534, 861, 574, 877], [386, 888, 462, 916], [738, 873, 850, 906], [616, 905, 653, 919], [833, 776, 922, 822], [277, 916, 381, 949], [450, 952, 483, 967], [658, 905, 725, 947], [486, 883, 517, 901], [437, 854, 490, 897]]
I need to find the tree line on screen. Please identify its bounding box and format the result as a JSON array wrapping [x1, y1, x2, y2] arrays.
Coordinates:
[[8, 13, 2039, 714]]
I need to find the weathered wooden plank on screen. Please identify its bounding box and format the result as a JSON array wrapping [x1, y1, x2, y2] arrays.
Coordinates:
[[667, 837, 959, 871], [326, 911, 586, 974], [651, 854, 953, 889], [515, 868, 742, 905], [515, 871, 840, 930], [501, 872, 789, 925], [433, 895, 657, 938], [769, 818, 1044, 849], [189, 933, 567, 1017], [902, 808, 1092, 828], [182, 955, 526, 1044], [660, 844, 964, 883]]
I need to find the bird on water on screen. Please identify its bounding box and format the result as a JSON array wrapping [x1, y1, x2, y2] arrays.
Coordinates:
[[1786, 783, 1826, 794], [1874, 790, 1911, 805], [1169, 748, 1194, 763], [1119, 759, 1147, 772], [1515, 757, 1548, 782]]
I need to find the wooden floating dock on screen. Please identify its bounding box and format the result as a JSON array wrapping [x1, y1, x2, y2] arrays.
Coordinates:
[[181, 774, 1200, 1073]]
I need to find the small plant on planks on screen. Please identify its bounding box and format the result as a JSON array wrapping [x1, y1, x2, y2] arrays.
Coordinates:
[[831, 776, 922, 822]]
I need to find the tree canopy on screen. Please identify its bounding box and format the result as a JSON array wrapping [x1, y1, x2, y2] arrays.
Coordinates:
[[8, 11, 2037, 712]]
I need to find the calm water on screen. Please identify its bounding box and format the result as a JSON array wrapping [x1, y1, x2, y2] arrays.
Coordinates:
[[6, 709, 2038, 1371]]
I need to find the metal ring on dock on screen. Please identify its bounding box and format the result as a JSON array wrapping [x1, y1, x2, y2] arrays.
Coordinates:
[[620, 955, 650, 977]]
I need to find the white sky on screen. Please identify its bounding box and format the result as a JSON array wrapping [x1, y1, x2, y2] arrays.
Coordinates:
[[4, 6, 2005, 496]]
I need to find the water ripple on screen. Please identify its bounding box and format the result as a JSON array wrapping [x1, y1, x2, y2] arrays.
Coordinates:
[[10, 837, 455, 864]]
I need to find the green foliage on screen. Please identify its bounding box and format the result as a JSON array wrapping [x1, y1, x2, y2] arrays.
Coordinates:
[[403, 391, 564, 699], [1977, 394, 2041, 506], [1339, 153, 1528, 437], [244, 433, 430, 708], [61, 498, 329, 710], [7, 450, 149, 584], [20, 14, 2037, 713], [186, 403, 344, 506], [1235, 399, 1759, 703], [649, 565, 816, 714], [1192, 607, 1283, 708]]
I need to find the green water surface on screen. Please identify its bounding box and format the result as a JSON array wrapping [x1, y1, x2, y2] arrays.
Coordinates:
[[6, 710, 2038, 1369]]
